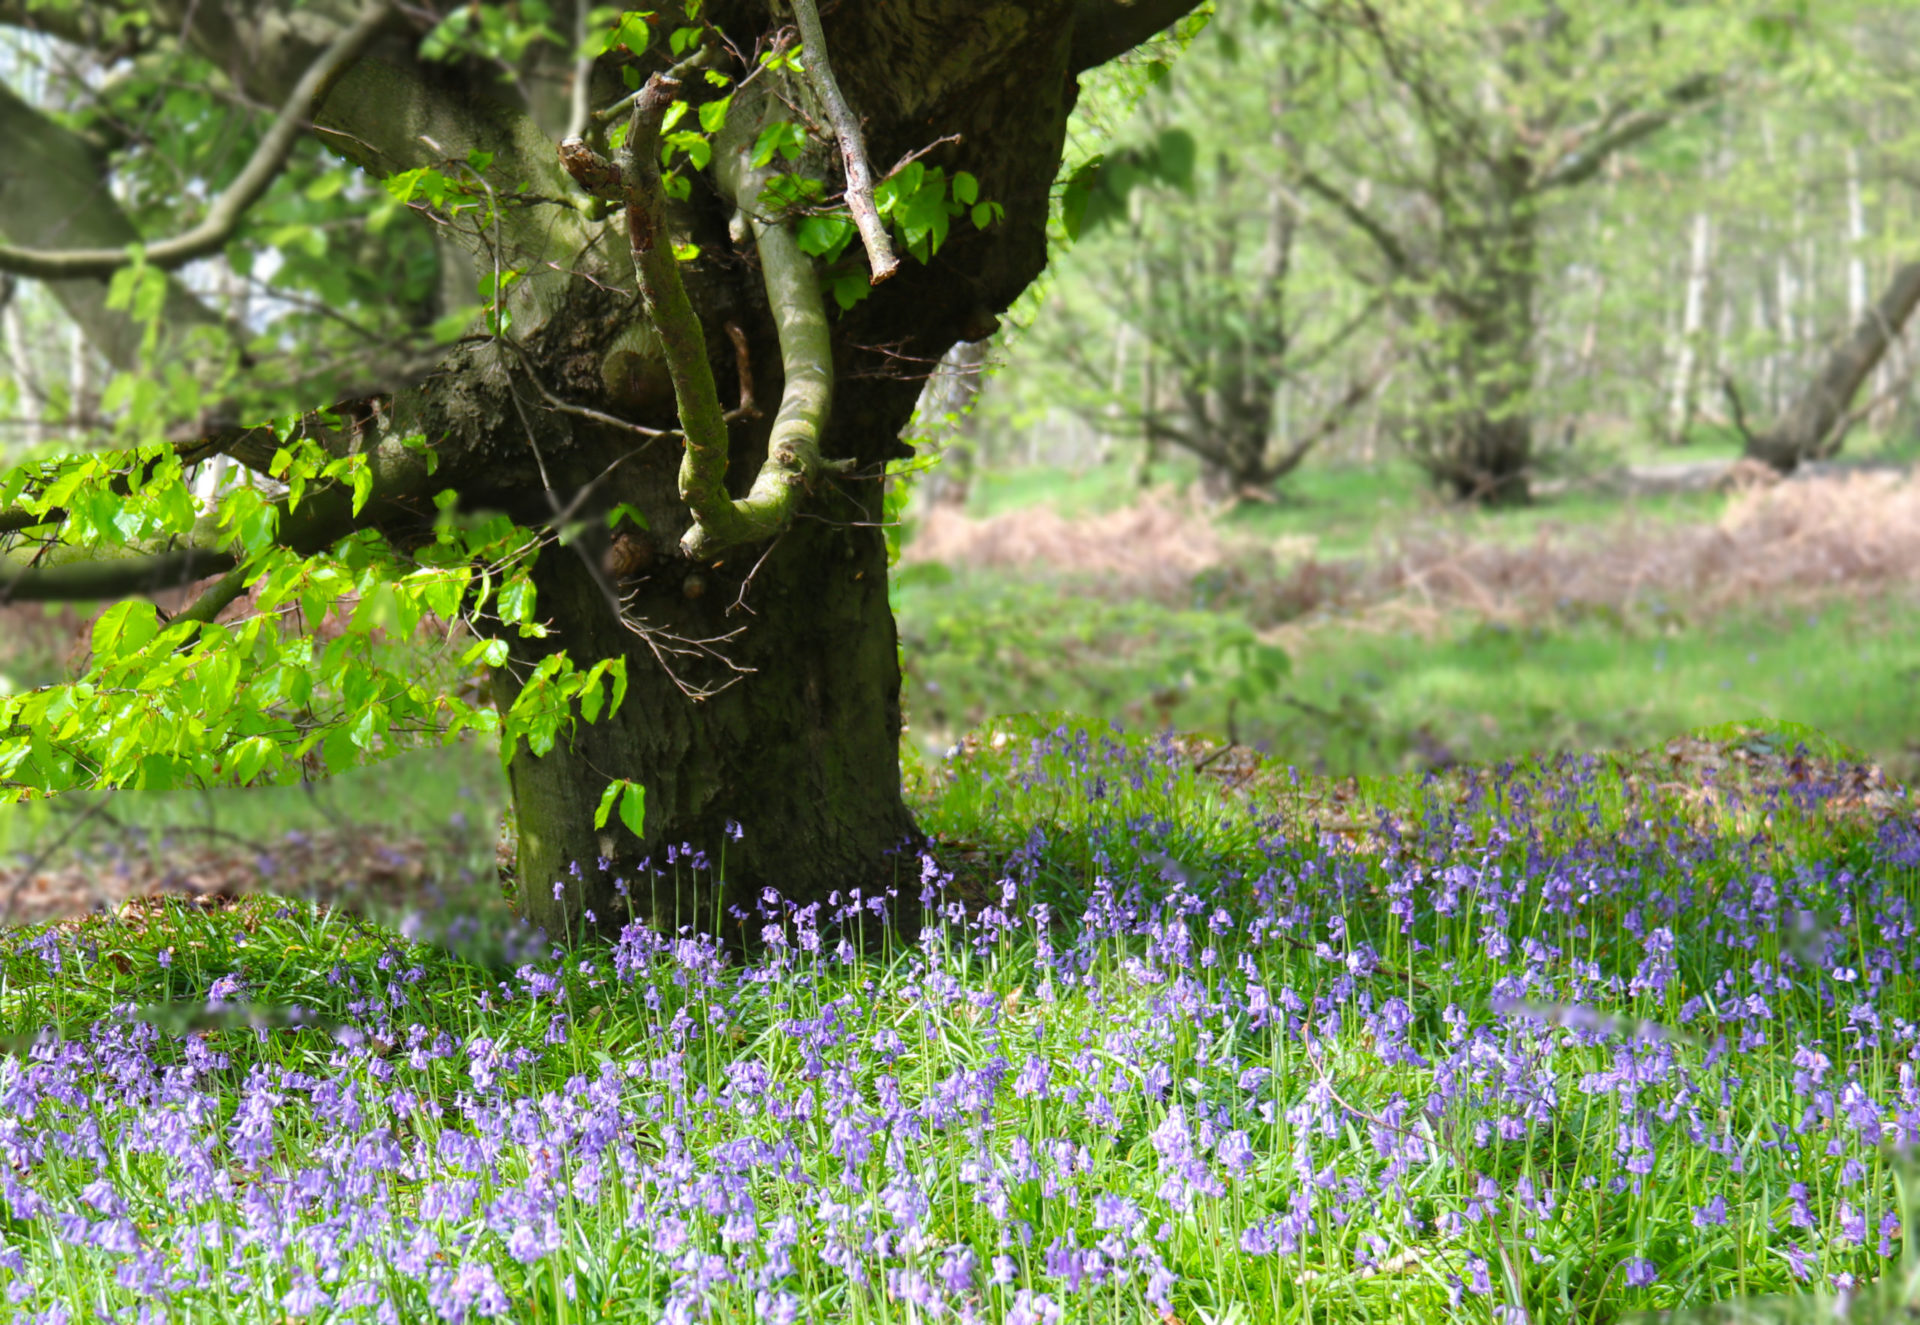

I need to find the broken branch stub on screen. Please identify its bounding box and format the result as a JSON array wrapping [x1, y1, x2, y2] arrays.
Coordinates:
[[791, 0, 898, 285]]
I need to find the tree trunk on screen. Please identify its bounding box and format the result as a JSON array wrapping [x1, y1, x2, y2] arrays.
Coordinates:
[[1747, 261, 1920, 471], [497, 495, 916, 942], [1665, 209, 1712, 444], [1424, 270, 1536, 503], [0, 0, 1202, 943], [459, 2, 1102, 938]]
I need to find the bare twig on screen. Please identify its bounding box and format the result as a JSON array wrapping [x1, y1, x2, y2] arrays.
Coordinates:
[[727, 530, 786, 618], [882, 134, 964, 182], [487, 333, 670, 439], [791, 0, 898, 284]]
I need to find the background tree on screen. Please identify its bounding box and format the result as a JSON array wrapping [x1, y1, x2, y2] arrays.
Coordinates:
[[1036, 10, 1388, 501], [0, 0, 1206, 939], [1280, 0, 1736, 502]]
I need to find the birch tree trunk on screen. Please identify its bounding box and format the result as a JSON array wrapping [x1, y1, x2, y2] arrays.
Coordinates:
[[1665, 209, 1713, 443]]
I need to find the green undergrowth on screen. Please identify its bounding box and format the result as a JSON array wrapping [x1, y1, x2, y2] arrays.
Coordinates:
[[895, 568, 1920, 779]]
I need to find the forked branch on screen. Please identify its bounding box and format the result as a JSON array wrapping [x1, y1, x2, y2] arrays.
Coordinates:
[[0, 2, 393, 280], [604, 75, 842, 562]]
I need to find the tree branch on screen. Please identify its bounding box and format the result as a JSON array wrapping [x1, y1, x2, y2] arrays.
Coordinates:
[[0, 1, 394, 280], [613, 75, 745, 558], [170, 561, 251, 626], [1297, 168, 1413, 275], [1256, 359, 1394, 486], [791, 0, 897, 285], [1070, 0, 1207, 74], [675, 81, 850, 560], [1536, 75, 1717, 192], [0, 79, 232, 369], [1, 420, 439, 604], [682, 207, 839, 558], [0, 548, 235, 604]]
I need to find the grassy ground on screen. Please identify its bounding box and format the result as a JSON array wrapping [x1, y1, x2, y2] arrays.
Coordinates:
[[895, 570, 1920, 779], [0, 721, 1915, 1322], [901, 449, 1920, 778], [0, 450, 1915, 1322]]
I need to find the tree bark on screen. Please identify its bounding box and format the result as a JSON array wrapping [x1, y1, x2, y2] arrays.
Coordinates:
[[497, 495, 915, 941], [1747, 260, 1920, 471]]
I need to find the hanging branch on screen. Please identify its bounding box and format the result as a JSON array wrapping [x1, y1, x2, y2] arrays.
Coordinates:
[[790, 0, 898, 285], [0, 1, 394, 280]]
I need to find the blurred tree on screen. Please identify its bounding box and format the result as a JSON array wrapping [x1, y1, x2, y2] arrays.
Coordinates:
[[1289, 0, 1736, 502], [1736, 260, 1920, 469], [0, 0, 1205, 939], [1037, 10, 1388, 500]]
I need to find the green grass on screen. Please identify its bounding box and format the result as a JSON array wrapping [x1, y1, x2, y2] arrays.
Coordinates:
[[0, 739, 507, 889], [895, 567, 1920, 778], [1278, 594, 1920, 776]]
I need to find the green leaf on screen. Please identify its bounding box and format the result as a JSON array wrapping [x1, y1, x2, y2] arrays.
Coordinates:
[[227, 735, 280, 783], [663, 131, 711, 170], [619, 780, 646, 836], [751, 120, 809, 168], [951, 171, 979, 206], [463, 637, 511, 668], [606, 503, 649, 531], [796, 213, 855, 260], [348, 701, 389, 751], [697, 94, 731, 134], [1150, 128, 1196, 190], [829, 269, 871, 312], [498, 576, 537, 627], [350, 465, 374, 517], [607, 10, 654, 54], [1060, 155, 1104, 241], [92, 601, 160, 663], [594, 778, 623, 830], [305, 170, 348, 202]]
